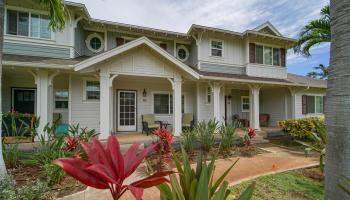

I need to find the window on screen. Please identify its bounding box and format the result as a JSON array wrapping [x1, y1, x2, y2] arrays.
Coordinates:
[[241, 96, 250, 112], [85, 81, 100, 100], [207, 87, 212, 104], [176, 45, 189, 61], [86, 33, 104, 53], [55, 91, 68, 109], [6, 9, 51, 39], [255, 45, 280, 65], [211, 40, 223, 57], [306, 95, 324, 114], [153, 93, 185, 114]]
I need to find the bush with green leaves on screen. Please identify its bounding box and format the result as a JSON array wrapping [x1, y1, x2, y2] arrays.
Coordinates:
[[158, 148, 255, 200], [0, 175, 48, 200], [180, 129, 197, 153], [219, 121, 240, 152], [1, 111, 39, 138], [2, 143, 23, 169], [278, 117, 325, 139], [195, 119, 218, 152], [68, 124, 99, 141]]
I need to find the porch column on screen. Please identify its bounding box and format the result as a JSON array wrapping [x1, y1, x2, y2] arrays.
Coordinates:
[[212, 82, 223, 124], [99, 69, 112, 140], [35, 70, 50, 140], [249, 84, 260, 130], [173, 74, 182, 136], [288, 87, 297, 119]]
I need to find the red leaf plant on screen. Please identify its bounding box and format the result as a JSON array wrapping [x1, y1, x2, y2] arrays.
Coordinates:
[[244, 128, 256, 146], [64, 136, 79, 151], [53, 134, 173, 200], [153, 127, 175, 153]]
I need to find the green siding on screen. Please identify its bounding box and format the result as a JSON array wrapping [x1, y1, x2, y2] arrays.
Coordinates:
[[4, 41, 70, 58]]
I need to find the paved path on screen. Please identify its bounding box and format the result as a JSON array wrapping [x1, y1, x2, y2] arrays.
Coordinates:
[[59, 144, 319, 200]]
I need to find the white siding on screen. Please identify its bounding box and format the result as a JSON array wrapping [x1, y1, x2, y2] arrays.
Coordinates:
[[70, 75, 100, 132], [197, 83, 214, 122]]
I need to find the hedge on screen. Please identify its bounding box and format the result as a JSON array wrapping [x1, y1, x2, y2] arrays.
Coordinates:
[[278, 117, 325, 139]]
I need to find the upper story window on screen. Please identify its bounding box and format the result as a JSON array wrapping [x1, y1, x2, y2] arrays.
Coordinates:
[[86, 33, 104, 53], [210, 40, 223, 57], [6, 9, 51, 39], [176, 45, 189, 62], [253, 44, 284, 66]]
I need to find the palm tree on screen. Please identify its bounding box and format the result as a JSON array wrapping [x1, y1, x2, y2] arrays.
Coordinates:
[[0, 0, 65, 176], [325, 1, 350, 199], [307, 64, 329, 79], [294, 5, 330, 57]]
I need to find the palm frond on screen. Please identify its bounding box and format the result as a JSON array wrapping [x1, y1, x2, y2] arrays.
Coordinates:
[[37, 0, 66, 31]]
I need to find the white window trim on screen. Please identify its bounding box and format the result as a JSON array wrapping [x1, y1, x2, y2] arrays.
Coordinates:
[[83, 78, 100, 102], [151, 91, 186, 115], [5, 6, 55, 41], [54, 89, 69, 110], [209, 39, 224, 58], [255, 44, 281, 67], [205, 87, 212, 105], [306, 95, 324, 115], [176, 44, 189, 62], [86, 33, 104, 53], [241, 96, 250, 112]]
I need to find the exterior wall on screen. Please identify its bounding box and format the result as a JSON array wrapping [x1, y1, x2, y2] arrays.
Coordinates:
[[70, 74, 100, 132], [200, 62, 245, 75], [260, 87, 289, 126], [230, 89, 250, 120], [246, 64, 287, 79], [197, 82, 214, 122], [295, 88, 326, 119], [4, 1, 75, 58]]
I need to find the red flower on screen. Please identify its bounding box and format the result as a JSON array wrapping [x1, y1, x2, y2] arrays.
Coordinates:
[[64, 136, 79, 151], [153, 128, 174, 153], [247, 128, 256, 139], [54, 134, 172, 200]]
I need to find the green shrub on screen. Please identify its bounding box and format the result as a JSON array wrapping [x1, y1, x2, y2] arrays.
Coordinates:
[[195, 119, 218, 152], [180, 129, 197, 153], [0, 175, 48, 200], [278, 117, 325, 139], [1, 111, 38, 137], [2, 143, 23, 169], [219, 121, 240, 152]]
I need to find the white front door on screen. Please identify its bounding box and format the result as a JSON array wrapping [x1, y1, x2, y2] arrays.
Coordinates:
[[117, 90, 137, 132]]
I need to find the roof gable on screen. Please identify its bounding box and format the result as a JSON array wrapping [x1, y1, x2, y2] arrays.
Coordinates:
[[253, 21, 282, 36], [74, 37, 199, 79]]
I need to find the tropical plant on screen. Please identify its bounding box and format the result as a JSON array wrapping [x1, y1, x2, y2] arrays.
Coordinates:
[[307, 64, 329, 79], [278, 117, 324, 139], [1, 111, 37, 138], [219, 122, 240, 152], [158, 148, 255, 200], [2, 143, 22, 169], [294, 5, 330, 57], [244, 128, 256, 147], [196, 120, 218, 152], [296, 118, 326, 173], [180, 129, 197, 154], [0, 0, 66, 176], [153, 127, 175, 154], [68, 124, 99, 142], [54, 134, 173, 200]]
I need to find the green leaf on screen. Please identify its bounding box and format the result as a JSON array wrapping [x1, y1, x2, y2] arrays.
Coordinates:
[[158, 183, 173, 200], [189, 179, 198, 200], [195, 165, 209, 200], [170, 174, 185, 200], [211, 159, 239, 195], [212, 181, 229, 200], [238, 182, 255, 200]]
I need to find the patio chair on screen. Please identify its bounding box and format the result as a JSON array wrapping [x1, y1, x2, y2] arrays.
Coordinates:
[[233, 114, 249, 127], [142, 114, 161, 135], [182, 113, 194, 131]]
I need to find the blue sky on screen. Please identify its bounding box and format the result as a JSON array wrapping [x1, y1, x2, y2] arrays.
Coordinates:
[[71, 0, 330, 76]]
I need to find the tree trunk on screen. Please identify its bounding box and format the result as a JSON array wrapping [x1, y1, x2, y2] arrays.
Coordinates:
[[0, 0, 6, 176], [325, 1, 350, 199]]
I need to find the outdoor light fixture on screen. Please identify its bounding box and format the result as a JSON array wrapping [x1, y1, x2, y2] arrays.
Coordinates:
[[143, 89, 147, 97]]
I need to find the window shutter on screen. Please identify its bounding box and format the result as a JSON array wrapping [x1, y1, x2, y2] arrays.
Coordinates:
[[116, 37, 125, 47], [160, 43, 167, 50], [323, 96, 326, 113], [280, 48, 286, 67], [302, 95, 308, 114], [249, 43, 256, 63]]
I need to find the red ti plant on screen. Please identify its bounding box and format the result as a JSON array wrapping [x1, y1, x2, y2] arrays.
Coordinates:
[[244, 128, 256, 146], [53, 134, 173, 200], [153, 127, 175, 153]]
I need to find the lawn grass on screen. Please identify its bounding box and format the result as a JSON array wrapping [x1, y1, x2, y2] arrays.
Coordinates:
[[230, 168, 324, 200]]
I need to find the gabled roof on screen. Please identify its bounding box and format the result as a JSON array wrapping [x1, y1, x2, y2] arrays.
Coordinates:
[[252, 21, 282, 36], [74, 37, 200, 79]]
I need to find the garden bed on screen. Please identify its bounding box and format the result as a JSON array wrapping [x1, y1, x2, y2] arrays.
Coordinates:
[[229, 167, 324, 200]]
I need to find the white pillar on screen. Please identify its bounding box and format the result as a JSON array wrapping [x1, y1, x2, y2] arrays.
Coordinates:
[[99, 70, 112, 139], [249, 85, 260, 130], [212, 82, 223, 124], [173, 74, 182, 136], [36, 70, 50, 140], [288, 88, 297, 119]]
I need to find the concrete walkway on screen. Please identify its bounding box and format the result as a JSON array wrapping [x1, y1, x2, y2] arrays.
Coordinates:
[[59, 144, 319, 200]]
